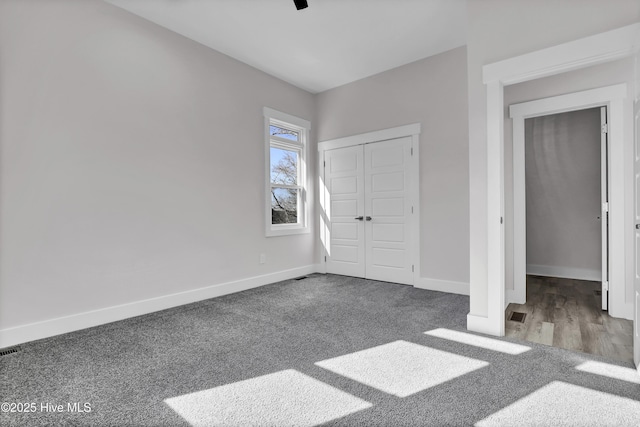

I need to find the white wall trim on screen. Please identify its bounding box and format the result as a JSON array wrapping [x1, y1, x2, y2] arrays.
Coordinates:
[[263, 106, 311, 130], [483, 24, 639, 86], [318, 123, 421, 152], [477, 23, 639, 337], [415, 277, 469, 296], [486, 80, 506, 336], [508, 85, 631, 320], [410, 135, 421, 287], [509, 85, 628, 118], [526, 264, 602, 282], [467, 314, 497, 336], [0, 265, 317, 349], [506, 288, 525, 307], [313, 260, 326, 274]]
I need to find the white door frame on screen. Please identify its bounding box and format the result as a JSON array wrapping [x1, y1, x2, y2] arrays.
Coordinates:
[[600, 106, 609, 311], [317, 124, 421, 284], [508, 85, 627, 319], [473, 23, 639, 336]]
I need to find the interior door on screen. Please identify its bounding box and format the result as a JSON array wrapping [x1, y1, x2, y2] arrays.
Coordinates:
[[325, 145, 365, 277], [364, 138, 414, 284], [601, 106, 609, 311]]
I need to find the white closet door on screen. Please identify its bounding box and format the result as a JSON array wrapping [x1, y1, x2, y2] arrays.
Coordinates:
[[364, 137, 413, 284], [325, 145, 365, 277]]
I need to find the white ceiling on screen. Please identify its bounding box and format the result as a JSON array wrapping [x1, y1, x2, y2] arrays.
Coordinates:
[[104, 0, 467, 93]]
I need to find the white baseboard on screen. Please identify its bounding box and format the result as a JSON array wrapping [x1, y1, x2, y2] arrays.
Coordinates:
[[611, 302, 634, 321], [506, 288, 526, 306], [414, 277, 469, 295], [526, 264, 601, 282], [0, 265, 317, 349], [467, 313, 501, 336], [313, 263, 325, 274]]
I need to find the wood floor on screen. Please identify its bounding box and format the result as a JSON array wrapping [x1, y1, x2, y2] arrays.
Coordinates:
[[505, 275, 634, 363]]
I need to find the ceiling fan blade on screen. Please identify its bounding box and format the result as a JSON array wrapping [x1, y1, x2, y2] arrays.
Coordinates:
[[293, 0, 308, 10]]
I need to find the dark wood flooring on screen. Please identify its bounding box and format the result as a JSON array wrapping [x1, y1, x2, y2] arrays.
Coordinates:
[[505, 275, 634, 363]]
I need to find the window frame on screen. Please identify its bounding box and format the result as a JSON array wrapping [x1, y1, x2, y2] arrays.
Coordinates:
[[264, 107, 311, 237]]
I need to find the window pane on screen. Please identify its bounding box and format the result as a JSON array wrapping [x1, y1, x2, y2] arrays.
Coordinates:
[[270, 147, 298, 185], [270, 125, 299, 141], [271, 188, 298, 224]]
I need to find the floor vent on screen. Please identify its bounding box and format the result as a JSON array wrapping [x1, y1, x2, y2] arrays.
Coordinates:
[[509, 312, 527, 323], [0, 346, 21, 357], [594, 290, 602, 296], [294, 276, 309, 281]]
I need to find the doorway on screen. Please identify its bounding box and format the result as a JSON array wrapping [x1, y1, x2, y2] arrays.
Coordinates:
[[524, 107, 608, 305], [473, 25, 638, 347], [508, 85, 629, 319], [504, 106, 633, 362]]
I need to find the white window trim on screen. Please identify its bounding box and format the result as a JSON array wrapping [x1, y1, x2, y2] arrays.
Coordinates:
[[264, 107, 311, 237]]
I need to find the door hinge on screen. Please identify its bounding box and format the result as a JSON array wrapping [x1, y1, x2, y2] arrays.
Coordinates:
[[602, 202, 609, 213], [603, 281, 609, 291], [500, 217, 503, 224], [324, 256, 327, 262], [411, 206, 414, 214], [601, 124, 608, 134], [412, 265, 414, 272], [323, 160, 326, 167], [411, 147, 413, 156]]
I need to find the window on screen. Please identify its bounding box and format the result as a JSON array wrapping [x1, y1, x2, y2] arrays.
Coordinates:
[[264, 107, 311, 236]]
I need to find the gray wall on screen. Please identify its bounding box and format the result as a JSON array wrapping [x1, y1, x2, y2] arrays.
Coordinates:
[[0, 0, 316, 330], [316, 47, 470, 287], [525, 108, 602, 277], [466, 0, 639, 317]]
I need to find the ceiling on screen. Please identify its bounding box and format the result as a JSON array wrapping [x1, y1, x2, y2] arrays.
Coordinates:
[[104, 0, 467, 93]]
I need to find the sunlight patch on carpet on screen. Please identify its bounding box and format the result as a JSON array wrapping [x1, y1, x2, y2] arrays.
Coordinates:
[[424, 328, 531, 355], [575, 361, 640, 385], [164, 369, 371, 427], [475, 381, 640, 426], [315, 340, 489, 397]]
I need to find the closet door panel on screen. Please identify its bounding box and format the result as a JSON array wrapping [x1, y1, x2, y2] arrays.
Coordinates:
[[364, 137, 413, 284], [325, 146, 365, 277]]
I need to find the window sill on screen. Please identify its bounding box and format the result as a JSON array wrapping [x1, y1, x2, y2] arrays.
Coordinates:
[[266, 226, 310, 237]]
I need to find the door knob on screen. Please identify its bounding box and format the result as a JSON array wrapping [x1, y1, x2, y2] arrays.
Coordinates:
[[355, 216, 364, 221], [365, 216, 372, 221], [636, 224, 640, 229]]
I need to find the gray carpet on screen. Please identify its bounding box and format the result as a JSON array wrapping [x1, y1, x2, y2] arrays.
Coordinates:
[[1, 274, 639, 426]]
